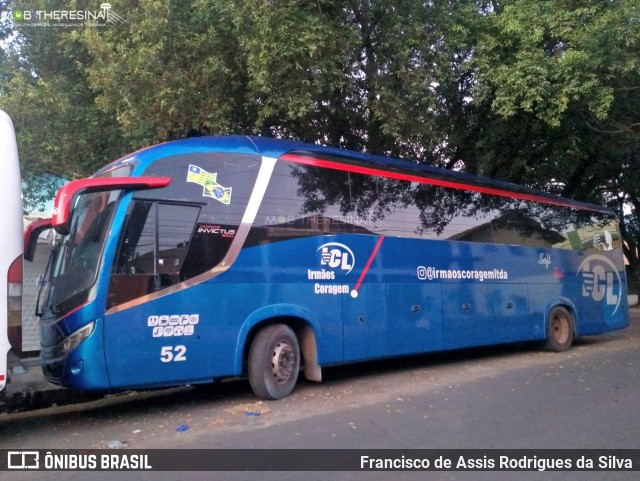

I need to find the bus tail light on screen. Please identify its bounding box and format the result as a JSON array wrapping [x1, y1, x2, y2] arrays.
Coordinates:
[[7, 254, 22, 352], [8, 255, 22, 310]]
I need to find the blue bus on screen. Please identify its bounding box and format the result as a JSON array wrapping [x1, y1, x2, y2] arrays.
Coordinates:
[[26, 136, 628, 399]]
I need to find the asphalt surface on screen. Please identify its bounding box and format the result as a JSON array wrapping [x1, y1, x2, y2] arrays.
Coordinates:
[[0, 308, 638, 480]]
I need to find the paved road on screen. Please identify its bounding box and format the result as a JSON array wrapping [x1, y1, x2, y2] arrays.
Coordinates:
[[1, 309, 639, 480]]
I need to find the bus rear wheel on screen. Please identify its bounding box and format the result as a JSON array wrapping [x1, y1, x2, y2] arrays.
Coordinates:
[[248, 324, 300, 400], [545, 306, 574, 352]]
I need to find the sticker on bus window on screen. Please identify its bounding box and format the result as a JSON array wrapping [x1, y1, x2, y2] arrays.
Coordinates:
[[187, 164, 232, 205]]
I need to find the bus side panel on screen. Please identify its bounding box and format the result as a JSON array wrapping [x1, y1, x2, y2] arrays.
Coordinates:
[[343, 285, 398, 361], [102, 281, 345, 389], [102, 284, 240, 388], [578, 261, 628, 336], [100, 236, 628, 389], [527, 248, 628, 337], [342, 285, 369, 361], [442, 283, 532, 349], [385, 283, 444, 356]]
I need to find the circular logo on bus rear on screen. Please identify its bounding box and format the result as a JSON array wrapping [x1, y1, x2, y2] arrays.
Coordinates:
[[577, 254, 622, 316]]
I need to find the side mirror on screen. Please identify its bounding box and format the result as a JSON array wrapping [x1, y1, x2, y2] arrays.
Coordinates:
[[52, 177, 171, 235], [24, 218, 53, 262]]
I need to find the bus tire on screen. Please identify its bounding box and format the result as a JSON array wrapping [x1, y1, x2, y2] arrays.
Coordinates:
[[545, 306, 574, 352], [248, 324, 300, 400]]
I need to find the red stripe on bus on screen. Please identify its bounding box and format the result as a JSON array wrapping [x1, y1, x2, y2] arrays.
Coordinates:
[[279, 153, 589, 212], [353, 236, 385, 295]]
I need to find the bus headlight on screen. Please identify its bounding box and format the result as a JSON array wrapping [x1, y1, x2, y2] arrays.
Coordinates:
[[59, 322, 95, 356]]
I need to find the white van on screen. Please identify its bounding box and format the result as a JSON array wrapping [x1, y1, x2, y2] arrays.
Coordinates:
[[0, 110, 24, 391]]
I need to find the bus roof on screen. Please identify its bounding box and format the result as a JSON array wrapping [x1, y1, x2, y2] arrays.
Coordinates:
[[95, 135, 613, 216]]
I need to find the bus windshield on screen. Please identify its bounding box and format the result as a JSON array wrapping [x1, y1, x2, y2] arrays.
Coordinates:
[[37, 190, 120, 317]]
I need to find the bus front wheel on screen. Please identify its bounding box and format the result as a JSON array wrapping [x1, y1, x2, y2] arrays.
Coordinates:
[[248, 324, 300, 400], [545, 306, 574, 352]]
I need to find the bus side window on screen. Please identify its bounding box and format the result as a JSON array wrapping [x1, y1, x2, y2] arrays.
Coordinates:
[[179, 225, 236, 280], [156, 203, 200, 279], [107, 201, 199, 308]]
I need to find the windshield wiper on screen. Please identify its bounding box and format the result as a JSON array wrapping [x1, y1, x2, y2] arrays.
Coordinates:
[[35, 243, 58, 318]]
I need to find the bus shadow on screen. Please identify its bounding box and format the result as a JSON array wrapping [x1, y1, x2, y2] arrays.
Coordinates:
[[313, 341, 539, 387], [0, 341, 539, 419]]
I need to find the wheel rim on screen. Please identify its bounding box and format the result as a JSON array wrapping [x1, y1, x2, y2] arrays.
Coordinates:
[[551, 313, 570, 345], [271, 340, 295, 384]]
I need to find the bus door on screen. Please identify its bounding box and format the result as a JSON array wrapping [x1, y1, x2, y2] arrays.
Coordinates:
[[104, 201, 205, 387], [340, 238, 387, 361], [343, 285, 372, 360]]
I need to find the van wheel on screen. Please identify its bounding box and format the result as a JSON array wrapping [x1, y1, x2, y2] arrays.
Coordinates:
[[248, 324, 300, 400], [545, 306, 574, 352]]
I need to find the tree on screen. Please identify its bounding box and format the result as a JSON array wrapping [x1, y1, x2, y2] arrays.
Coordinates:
[[471, 0, 640, 289], [0, 0, 125, 211], [74, 0, 481, 161], [1, 0, 639, 288]]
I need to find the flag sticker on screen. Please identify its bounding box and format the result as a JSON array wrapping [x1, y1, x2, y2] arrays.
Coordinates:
[[187, 165, 232, 204]]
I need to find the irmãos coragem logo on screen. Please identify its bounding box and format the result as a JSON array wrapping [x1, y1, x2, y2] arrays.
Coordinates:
[[578, 254, 622, 315]]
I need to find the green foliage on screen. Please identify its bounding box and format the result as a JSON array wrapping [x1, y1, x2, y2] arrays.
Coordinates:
[[0, 0, 125, 210], [471, 0, 640, 285], [1, 0, 639, 283], [475, 0, 636, 128]]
